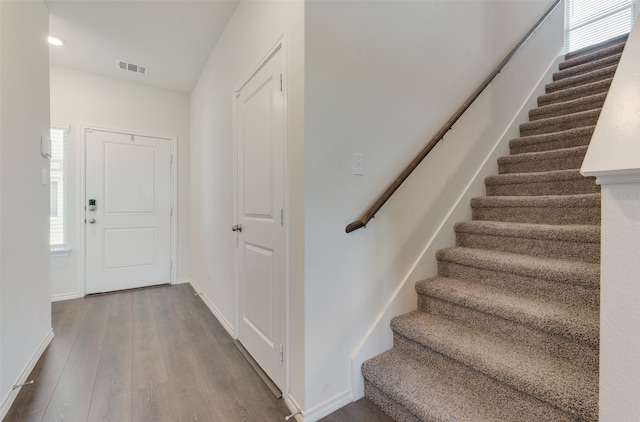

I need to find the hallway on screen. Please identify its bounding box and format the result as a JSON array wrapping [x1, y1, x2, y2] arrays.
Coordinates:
[[6, 284, 289, 421]]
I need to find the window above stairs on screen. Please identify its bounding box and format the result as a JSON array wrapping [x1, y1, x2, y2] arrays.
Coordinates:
[[565, 0, 636, 52]]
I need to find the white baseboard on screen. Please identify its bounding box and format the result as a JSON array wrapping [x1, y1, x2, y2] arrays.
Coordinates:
[[284, 393, 305, 421], [301, 389, 353, 422], [51, 292, 79, 302], [189, 279, 236, 338], [0, 328, 54, 420]]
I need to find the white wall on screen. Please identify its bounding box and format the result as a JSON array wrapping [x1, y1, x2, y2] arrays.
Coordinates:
[[581, 17, 640, 422], [0, 2, 3, 408], [49, 66, 191, 299], [0, 0, 3, 410], [0, 1, 53, 418], [189, 0, 305, 413], [304, 0, 560, 419]]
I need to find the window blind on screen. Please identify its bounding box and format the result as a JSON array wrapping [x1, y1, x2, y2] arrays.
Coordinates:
[[565, 0, 636, 52], [50, 127, 67, 249]]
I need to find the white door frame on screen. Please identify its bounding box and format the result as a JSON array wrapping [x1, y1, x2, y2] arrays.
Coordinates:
[[232, 36, 290, 392], [78, 125, 178, 297]]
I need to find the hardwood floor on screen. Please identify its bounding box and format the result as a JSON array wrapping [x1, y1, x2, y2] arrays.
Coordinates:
[[5, 284, 391, 422], [318, 399, 394, 422]]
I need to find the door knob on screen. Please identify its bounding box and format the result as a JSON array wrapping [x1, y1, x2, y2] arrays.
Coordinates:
[[88, 218, 96, 224], [232, 224, 243, 232]]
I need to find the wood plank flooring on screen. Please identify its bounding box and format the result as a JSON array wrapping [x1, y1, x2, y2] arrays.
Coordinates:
[[319, 399, 394, 422], [4, 284, 392, 422]]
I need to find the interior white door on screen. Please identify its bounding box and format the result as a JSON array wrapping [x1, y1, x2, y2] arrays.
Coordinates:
[[85, 129, 172, 294], [236, 45, 286, 390]]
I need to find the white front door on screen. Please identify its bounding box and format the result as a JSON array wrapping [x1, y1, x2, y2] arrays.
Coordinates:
[[85, 128, 172, 294], [236, 45, 286, 390]]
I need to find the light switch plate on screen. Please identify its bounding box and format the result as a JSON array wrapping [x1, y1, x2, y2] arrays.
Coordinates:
[[353, 153, 364, 176]]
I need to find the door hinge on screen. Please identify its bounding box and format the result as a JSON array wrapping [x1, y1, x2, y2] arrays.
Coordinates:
[[280, 209, 283, 227], [280, 74, 283, 92], [170, 207, 173, 216], [279, 344, 284, 364], [170, 155, 173, 164], [170, 260, 173, 270]]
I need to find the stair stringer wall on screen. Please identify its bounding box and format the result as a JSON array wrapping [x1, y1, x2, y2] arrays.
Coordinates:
[[349, 18, 566, 402]]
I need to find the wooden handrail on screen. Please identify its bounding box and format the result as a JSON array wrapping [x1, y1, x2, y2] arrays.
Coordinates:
[[345, 0, 562, 234]]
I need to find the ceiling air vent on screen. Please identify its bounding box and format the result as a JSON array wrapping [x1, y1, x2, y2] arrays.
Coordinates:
[[116, 60, 148, 76]]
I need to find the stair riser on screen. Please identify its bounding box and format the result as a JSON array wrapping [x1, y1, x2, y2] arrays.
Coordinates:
[[538, 79, 612, 107], [472, 203, 600, 225], [554, 54, 622, 81], [392, 334, 582, 421], [529, 96, 605, 121], [455, 231, 600, 264], [416, 295, 598, 368], [498, 153, 586, 174], [486, 177, 599, 196], [437, 259, 599, 310], [520, 112, 600, 137], [545, 66, 617, 94], [364, 382, 421, 422]]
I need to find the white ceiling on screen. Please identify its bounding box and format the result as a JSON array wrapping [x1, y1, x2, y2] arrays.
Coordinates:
[[47, 0, 240, 94]]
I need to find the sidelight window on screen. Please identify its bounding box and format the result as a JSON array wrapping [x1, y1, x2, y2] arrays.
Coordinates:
[[50, 127, 68, 251]]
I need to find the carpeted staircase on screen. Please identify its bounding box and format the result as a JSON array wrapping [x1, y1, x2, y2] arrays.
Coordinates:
[[362, 34, 629, 422]]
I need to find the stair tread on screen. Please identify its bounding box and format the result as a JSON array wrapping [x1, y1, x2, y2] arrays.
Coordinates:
[[520, 108, 601, 134], [510, 125, 595, 148], [554, 53, 622, 81], [471, 192, 599, 209], [486, 168, 592, 185], [470, 193, 601, 225], [436, 247, 599, 289], [390, 311, 598, 419], [363, 349, 575, 422], [545, 64, 617, 93], [538, 78, 612, 106], [416, 276, 598, 346], [498, 145, 588, 165], [529, 92, 607, 120], [454, 221, 600, 263], [455, 220, 600, 243]]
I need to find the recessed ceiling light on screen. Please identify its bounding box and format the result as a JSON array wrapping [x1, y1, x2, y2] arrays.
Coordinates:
[[48, 36, 64, 46]]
